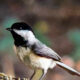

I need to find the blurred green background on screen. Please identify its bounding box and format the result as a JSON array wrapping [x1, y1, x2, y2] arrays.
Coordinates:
[[0, 0, 80, 80]]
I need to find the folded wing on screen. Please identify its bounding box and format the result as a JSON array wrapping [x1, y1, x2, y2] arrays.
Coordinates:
[[32, 40, 61, 61]]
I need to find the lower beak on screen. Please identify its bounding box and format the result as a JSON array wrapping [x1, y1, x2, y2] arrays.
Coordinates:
[[6, 28, 12, 31]]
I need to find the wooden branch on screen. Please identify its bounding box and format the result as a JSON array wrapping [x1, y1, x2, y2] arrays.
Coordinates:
[[0, 73, 28, 80]]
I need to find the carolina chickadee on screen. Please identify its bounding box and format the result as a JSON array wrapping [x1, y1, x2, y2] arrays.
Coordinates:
[[6, 22, 80, 80]]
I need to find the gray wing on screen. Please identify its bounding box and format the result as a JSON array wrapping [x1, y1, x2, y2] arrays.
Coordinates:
[[32, 40, 61, 61]]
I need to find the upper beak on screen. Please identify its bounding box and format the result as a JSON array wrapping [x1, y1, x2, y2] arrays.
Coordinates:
[[6, 28, 12, 31]]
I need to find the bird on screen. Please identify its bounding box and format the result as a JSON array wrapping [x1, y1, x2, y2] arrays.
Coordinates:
[[6, 22, 80, 80]]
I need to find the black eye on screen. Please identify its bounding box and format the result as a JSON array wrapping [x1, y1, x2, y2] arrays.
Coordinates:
[[20, 27, 22, 30]]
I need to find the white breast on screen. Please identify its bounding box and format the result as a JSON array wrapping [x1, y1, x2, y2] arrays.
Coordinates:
[[14, 45, 56, 70], [16, 47, 30, 60], [29, 53, 56, 70]]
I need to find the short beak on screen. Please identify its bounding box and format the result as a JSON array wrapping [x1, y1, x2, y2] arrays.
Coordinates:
[[6, 28, 12, 31]]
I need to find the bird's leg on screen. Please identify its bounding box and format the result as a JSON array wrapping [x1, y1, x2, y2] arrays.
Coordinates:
[[31, 69, 45, 80], [39, 70, 47, 80], [30, 70, 36, 80]]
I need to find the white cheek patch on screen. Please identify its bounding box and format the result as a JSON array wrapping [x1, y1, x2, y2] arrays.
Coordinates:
[[14, 29, 28, 37], [14, 29, 36, 44]]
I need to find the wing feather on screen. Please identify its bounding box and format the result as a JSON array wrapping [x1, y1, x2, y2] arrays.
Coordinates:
[[32, 40, 61, 61]]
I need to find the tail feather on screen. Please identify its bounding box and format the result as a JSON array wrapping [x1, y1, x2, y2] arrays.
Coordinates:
[[56, 62, 80, 76]]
